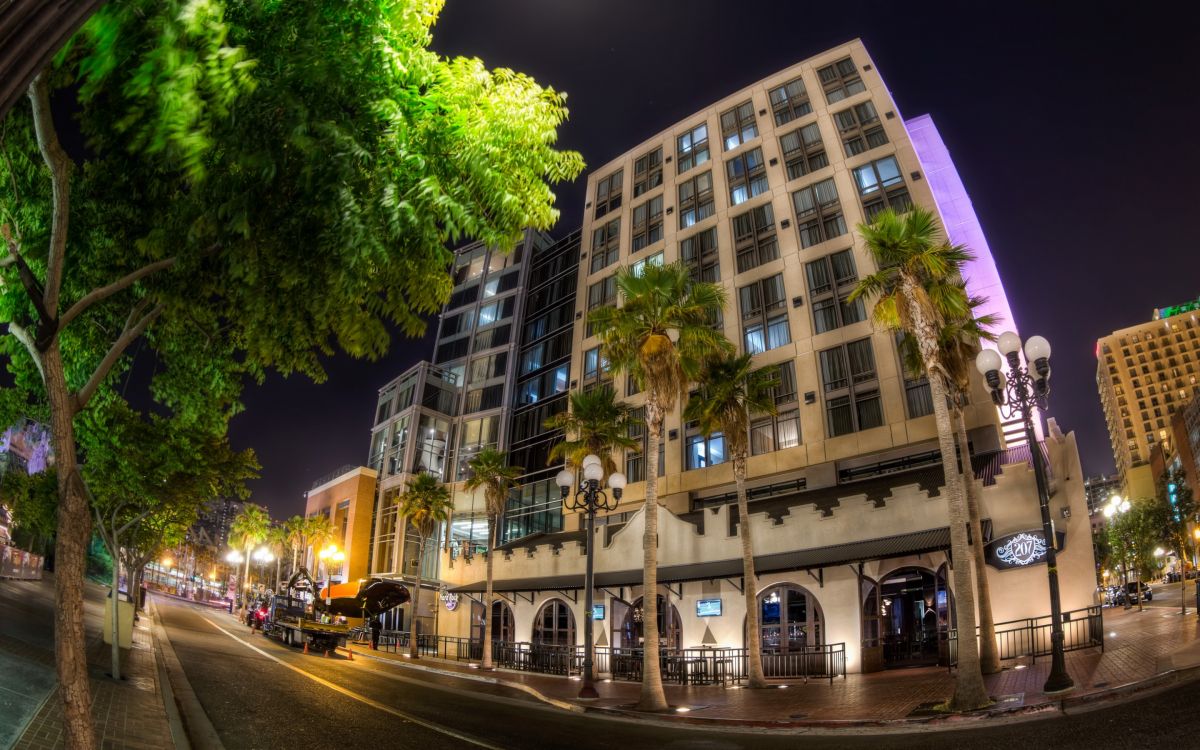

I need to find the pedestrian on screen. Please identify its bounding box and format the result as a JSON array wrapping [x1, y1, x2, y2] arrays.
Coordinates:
[[369, 616, 382, 650]]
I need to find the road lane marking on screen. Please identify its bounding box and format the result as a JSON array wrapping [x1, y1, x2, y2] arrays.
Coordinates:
[[201, 617, 501, 749]]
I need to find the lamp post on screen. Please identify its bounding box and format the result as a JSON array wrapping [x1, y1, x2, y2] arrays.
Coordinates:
[[556, 455, 625, 700], [317, 545, 343, 606], [976, 331, 1074, 694], [225, 550, 244, 603]]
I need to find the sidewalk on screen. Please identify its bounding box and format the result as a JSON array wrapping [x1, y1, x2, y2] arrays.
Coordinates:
[[355, 604, 1200, 727], [2, 575, 178, 750]]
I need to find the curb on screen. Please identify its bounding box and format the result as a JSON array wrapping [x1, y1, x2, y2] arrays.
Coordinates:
[[351, 649, 584, 713], [150, 596, 226, 750]]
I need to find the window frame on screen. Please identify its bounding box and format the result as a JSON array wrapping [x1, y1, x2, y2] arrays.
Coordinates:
[[678, 170, 715, 229], [792, 178, 847, 248], [633, 147, 663, 197], [726, 147, 769, 206], [720, 100, 759, 151], [593, 170, 624, 219], [732, 202, 779, 274], [631, 194, 664, 252], [769, 77, 812, 126], [676, 122, 710, 174], [779, 122, 829, 181], [590, 218, 621, 273]]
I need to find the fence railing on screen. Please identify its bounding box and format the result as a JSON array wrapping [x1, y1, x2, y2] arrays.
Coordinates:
[[373, 636, 846, 685], [947, 606, 1103, 668]]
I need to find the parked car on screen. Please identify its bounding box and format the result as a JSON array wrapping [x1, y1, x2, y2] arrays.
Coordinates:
[[1113, 582, 1153, 605]]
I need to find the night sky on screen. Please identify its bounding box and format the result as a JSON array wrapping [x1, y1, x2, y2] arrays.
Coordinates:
[[231, 0, 1200, 519]]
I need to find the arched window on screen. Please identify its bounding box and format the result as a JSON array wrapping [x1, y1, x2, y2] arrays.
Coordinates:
[[757, 584, 823, 652], [491, 600, 516, 643], [533, 598, 576, 646], [618, 596, 682, 649]]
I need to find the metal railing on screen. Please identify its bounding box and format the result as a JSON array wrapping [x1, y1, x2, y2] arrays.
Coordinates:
[[946, 605, 1103, 668]]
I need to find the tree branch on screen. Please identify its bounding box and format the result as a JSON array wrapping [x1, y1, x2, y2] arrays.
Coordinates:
[[28, 71, 72, 315], [73, 302, 165, 414], [60, 258, 177, 331], [1, 224, 52, 327], [7, 320, 45, 384]]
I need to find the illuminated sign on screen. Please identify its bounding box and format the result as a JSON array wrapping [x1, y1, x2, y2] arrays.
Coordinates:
[[439, 588, 459, 611], [985, 529, 1067, 570], [1155, 298, 1200, 320], [592, 604, 605, 620], [697, 599, 723, 617]]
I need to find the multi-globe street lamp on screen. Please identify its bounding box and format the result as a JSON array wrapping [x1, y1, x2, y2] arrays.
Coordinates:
[[556, 455, 625, 700], [253, 546, 275, 592], [225, 549, 245, 600], [976, 330, 1074, 694], [1104, 496, 1133, 609], [317, 544, 345, 606]]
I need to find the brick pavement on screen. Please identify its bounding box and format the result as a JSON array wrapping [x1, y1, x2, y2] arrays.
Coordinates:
[[358, 603, 1200, 723], [7, 578, 176, 750]]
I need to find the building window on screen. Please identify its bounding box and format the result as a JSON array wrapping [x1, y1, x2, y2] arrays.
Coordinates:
[[686, 432, 726, 469], [678, 171, 715, 229], [751, 410, 801, 455], [779, 123, 828, 180], [720, 100, 758, 151], [590, 218, 621, 273], [532, 598, 576, 646], [680, 227, 720, 283], [792, 178, 846, 248], [594, 170, 623, 219], [631, 251, 664, 277], [771, 361, 798, 406], [820, 339, 883, 436], [583, 346, 609, 386], [818, 57, 866, 103], [586, 275, 617, 337], [834, 100, 886, 157], [853, 156, 911, 220], [631, 195, 664, 251], [726, 147, 768, 206], [677, 122, 710, 174], [477, 296, 515, 328], [739, 274, 790, 354], [732, 203, 779, 273], [468, 351, 508, 384], [626, 406, 664, 481], [769, 77, 812, 126], [633, 147, 663, 197], [805, 249, 864, 334]]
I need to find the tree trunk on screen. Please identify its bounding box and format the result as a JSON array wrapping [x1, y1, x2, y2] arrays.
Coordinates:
[[734, 456, 766, 688], [1137, 576, 1143, 612], [481, 513, 496, 670], [637, 401, 668, 711], [410, 539, 425, 659], [45, 345, 97, 750], [275, 557, 281, 592], [955, 410, 999, 675], [929, 366, 989, 709], [242, 551, 252, 614], [110, 538, 122, 681]]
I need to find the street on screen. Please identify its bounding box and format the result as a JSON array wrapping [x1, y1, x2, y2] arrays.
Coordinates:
[[156, 595, 1200, 750]]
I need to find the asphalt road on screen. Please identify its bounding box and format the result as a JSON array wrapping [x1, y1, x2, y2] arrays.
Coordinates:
[[157, 595, 1200, 749]]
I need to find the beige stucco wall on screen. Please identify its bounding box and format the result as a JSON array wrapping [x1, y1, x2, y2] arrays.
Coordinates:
[[304, 467, 377, 583]]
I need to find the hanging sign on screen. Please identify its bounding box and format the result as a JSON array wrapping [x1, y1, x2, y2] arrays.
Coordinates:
[[985, 529, 1066, 570], [439, 588, 459, 611]]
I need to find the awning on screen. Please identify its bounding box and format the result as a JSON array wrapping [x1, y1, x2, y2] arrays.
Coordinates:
[[449, 526, 953, 593]]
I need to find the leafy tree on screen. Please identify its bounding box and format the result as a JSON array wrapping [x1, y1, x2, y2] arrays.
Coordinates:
[[684, 353, 777, 689], [463, 448, 522, 670], [284, 515, 308, 580], [896, 290, 1001, 675], [306, 513, 337, 571], [1150, 469, 1196, 615], [544, 387, 637, 476], [588, 261, 730, 711], [265, 524, 289, 591], [849, 207, 988, 710], [0, 466, 57, 555], [0, 1, 581, 740], [397, 472, 452, 658], [1106, 496, 1161, 611]]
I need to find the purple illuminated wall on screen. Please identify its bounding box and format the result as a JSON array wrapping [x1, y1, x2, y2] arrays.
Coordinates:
[[905, 114, 1034, 444]]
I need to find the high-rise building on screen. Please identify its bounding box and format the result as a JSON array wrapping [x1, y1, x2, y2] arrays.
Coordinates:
[[1083, 474, 1121, 535], [188, 497, 245, 552], [437, 40, 1097, 676], [1095, 297, 1200, 499]]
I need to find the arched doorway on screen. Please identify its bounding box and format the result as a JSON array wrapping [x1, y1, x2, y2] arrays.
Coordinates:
[[491, 600, 516, 643], [877, 566, 955, 668], [617, 595, 682, 649], [757, 584, 824, 653], [532, 598, 576, 646]]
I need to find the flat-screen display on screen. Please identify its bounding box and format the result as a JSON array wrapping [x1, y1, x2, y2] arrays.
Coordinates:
[[696, 598, 722, 617], [592, 604, 605, 620]]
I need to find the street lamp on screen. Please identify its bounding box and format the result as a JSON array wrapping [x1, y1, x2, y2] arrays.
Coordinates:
[[556, 455, 625, 700], [318, 545, 342, 605], [976, 331, 1074, 694]]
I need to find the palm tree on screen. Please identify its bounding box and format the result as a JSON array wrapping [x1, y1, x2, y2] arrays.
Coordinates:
[[265, 525, 289, 591], [398, 473, 453, 658], [230, 503, 270, 613], [898, 291, 1001, 675], [588, 261, 731, 711], [284, 515, 307, 579], [463, 448, 523, 670], [545, 386, 638, 476], [849, 207, 990, 711], [684, 353, 778, 688], [305, 514, 337, 583]]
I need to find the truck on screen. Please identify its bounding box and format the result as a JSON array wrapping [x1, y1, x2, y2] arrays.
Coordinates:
[[263, 568, 410, 654]]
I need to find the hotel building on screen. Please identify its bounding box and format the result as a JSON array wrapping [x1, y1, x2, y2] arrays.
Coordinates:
[[1096, 297, 1200, 500], [432, 40, 1098, 675]]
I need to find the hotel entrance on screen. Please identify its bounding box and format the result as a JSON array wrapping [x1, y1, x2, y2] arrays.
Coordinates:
[[872, 566, 954, 668]]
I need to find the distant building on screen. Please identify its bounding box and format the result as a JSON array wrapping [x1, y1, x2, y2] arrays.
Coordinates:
[[189, 498, 245, 551], [304, 466, 376, 588], [1084, 474, 1121, 535], [0, 420, 52, 477], [1096, 297, 1200, 500]]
